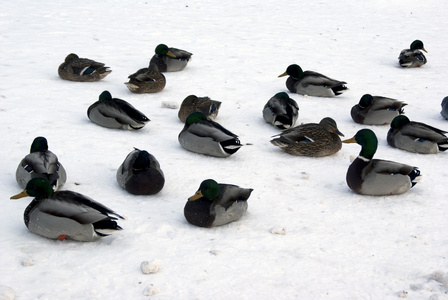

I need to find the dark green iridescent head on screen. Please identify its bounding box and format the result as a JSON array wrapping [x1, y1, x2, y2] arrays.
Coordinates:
[[133, 150, 150, 170], [274, 92, 290, 99], [343, 129, 378, 159], [189, 179, 220, 201], [155, 44, 169, 55], [358, 94, 373, 108], [30, 136, 48, 153], [185, 112, 208, 125], [390, 115, 410, 129], [285, 64, 304, 79], [99, 90, 113, 102], [410, 40, 427, 52], [11, 178, 54, 200]]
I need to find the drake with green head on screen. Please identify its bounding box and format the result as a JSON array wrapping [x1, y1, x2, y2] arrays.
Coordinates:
[[117, 148, 165, 195], [178, 112, 243, 157], [58, 53, 111, 82], [124, 64, 166, 93], [10, 178, 124, 241], [351, 94, 407, 125], [149, 44, 192, 72], [387, 115, 448, 154], [263, 92, 299, 129], [184, 179, 253, 228], [343, 129, 421, 195], [398, 40, 427, 68], [87, 91, 150, 130], [270, 117, 344, 156], [278, 64, 348, 97], [16, 137, 67, 191]]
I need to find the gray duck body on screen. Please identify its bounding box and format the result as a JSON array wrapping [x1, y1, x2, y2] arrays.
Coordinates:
[[124, 64, 166, 93], [184, 181, 253, 228], [87, 91, 150, 130], [150, 44, 192, 72], [178, 95, 222, 123], [16, 137, 67, 191], [263, 92, 299, 129], [58, 53, 111, 82], [398, 40, 427, 68], [351, 94, 407, 125], [178, 112, 242, 157], [387, 115, 448, 154], [12, 178, 124, 242], [270, 117, 343, 156], [117, 148, 165, 195]]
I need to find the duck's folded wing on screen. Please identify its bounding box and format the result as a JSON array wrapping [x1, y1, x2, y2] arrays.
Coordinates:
[[370, 159, 415, 175], [401, 123, 448, 141]]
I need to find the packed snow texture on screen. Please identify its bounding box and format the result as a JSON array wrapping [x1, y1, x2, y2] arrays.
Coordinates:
[[1, 1, 448, 299]]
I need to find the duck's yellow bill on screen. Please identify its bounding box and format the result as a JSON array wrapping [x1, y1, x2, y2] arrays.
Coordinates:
[[10, 190, 29, 200], [188, 190, 203, 201], [342, 136, 357, 143]]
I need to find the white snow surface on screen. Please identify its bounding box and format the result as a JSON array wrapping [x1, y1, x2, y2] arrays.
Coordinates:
[[1, 1, 448, 299]]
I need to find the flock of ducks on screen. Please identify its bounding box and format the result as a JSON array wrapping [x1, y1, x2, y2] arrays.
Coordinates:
[[9, 40, 448, 241]]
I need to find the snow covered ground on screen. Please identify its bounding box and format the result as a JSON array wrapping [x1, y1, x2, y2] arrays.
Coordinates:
[[1, 1, 448, 299]]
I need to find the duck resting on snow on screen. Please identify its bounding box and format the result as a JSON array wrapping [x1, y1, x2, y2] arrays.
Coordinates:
[[278, 64, 348, 97], [124, 64, 166, 93], [16, 136, 67, 191], [184, 179, 253, 228], [343, 129, 422, 195], [263, 92, 299, 130], [178, 95, 222, 123], [58, 53, 111, 82], [11, 178, 124, 241], [350, 94, 407, 125], [149, 44, 192, 72], [398, 40, 427, 68]]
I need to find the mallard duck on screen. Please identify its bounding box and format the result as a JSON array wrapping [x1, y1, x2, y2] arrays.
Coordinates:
[[441, 97, 448, 119], [278, 64, 348, 97], [178, 95, 222, 123], [398, 40, 427, 68], [10, 178, 124, 241], [351, 94, 407, 125], [387, 115, 448, 154], [87, 91, 150, 130], [124, 64, 166, 94], [16, 137, 67, 191], [149, 44, 192, 72], [58, 53, 111, 82], [270, 117, 344, 156], [263, 92, 299, 129], [178, 112, 243, 157], [343, 129, 422, 195], [116, 148, 165, 195], [184, 179, 253, 228]]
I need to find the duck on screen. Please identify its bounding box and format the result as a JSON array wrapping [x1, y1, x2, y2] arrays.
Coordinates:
[[398, 40, 427, 68], [387, 115, 448, 154], [10, 178, 124, 241], [58, 53, 111, 82], [149, 44, 192, 72], [178, 112, 243, 157], [178, 95, 222, 123], [87, 90, 150, 130], [124, 64, 166, 93], [351, 94, 407, 125], [117, 148, 165, 195], [343, 129, 422, 195], [441, 97, 448, 119], [184, 179, 253, 228], [16, 136, 67, 191], [278, 64, 348, 97], [270, 117, 344, 156], [263, 92, 299, 129]]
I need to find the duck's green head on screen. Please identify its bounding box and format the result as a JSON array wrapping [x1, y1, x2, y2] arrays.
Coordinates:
[[278, 64, 304, 79], [390, 115, 410, 129], [185, 112, 208, 125], [358, 94, 373, 108], [410, 40, 427, 53], [320, 117, 344, 136], [155, 44, 175, 58], [343, 129, 378, 159], [11, 178, 54, 200], [30, 136, 48, 153], [189, 179, 220, 201], [274, 92, 290, 99], [99, 90, 113, 102]]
